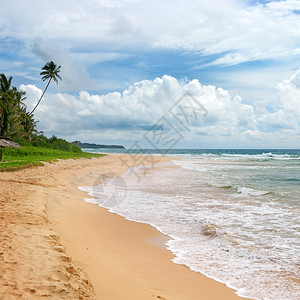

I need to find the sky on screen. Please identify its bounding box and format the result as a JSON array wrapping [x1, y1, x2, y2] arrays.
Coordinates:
[[1, 0, 300, 149]]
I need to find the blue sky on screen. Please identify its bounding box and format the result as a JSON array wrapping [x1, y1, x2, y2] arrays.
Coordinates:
[[1, 0, 300, 148]]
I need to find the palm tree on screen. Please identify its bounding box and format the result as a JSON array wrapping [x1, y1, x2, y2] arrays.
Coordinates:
[[3, 88, 26, 137], [30, 61, 62, 115], [19, 107, 39, 140], [0, 73, 13, 136]]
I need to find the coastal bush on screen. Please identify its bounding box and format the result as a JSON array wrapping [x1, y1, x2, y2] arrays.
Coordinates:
[[15, 134, 82, 152]]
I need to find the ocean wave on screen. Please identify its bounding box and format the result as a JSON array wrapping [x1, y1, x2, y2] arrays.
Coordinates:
[[235, 186, 271, 197], [173, 160, 209, 172], [202, 183, 275, 198], [180, 152, 300, 161], [212, 184, 270, 196]]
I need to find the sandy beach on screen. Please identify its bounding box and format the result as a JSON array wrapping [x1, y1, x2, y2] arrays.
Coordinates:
[[0, 154, 250, 299]]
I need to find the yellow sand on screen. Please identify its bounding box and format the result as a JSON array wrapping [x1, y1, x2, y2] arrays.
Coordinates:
[[0, 154, 250, 299]]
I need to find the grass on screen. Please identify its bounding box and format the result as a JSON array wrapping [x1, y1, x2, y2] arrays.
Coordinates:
[[0, 146, 105, 172]]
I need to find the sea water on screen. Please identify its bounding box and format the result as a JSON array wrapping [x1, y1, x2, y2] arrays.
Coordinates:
[[79, 149, 300, 300]]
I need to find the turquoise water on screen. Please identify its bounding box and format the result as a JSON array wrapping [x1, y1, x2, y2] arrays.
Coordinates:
[[80, 149, 300, 299]]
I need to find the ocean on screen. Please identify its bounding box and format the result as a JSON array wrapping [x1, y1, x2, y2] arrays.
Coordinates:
[[79, 149, 300, 300]]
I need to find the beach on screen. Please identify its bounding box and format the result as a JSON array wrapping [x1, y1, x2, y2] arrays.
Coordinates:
[[0, 154, 248, 299]]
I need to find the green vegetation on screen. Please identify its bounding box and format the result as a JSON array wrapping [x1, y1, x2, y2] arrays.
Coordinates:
[[15, 135, 82, 152], [0, 62, 103, 170], [0, 146, 104, 172]]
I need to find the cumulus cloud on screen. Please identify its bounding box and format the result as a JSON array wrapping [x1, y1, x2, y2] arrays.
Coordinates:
[[257, 68, 300, 131], [19, 84, 42, 110], [20, 75, 257, 145], [277, 68, 300, 115], [19, 70, 300, 148]]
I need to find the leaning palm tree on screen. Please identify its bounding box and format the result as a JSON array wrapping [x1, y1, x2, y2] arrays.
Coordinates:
[[30, 61, 62, 115]]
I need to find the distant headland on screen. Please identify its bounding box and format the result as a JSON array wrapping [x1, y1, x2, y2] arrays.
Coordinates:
[[72, 141, 125, 149]]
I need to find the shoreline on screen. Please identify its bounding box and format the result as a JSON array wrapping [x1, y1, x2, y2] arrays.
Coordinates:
[[0, 154, 251, 299]]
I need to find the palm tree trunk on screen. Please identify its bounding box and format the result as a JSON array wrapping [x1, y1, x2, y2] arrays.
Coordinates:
[[0, 98, 7, 136], [0, 147, 3, 161], [30, 78, 52, 115]]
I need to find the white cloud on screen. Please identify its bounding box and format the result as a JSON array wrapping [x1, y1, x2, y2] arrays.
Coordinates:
[[19, 84, 42, 111], [151, 0, 300, 66], [277, 68, 300, 115], [20, 75, 256, 144], [257, 68, 300, 131], [19, 71, 300, 147], [1, 0, 300, 68]]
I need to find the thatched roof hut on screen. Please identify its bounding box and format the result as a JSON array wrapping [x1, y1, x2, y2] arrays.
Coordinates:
[[0, 137, 21, 148], [0, 137, 21, 161]]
